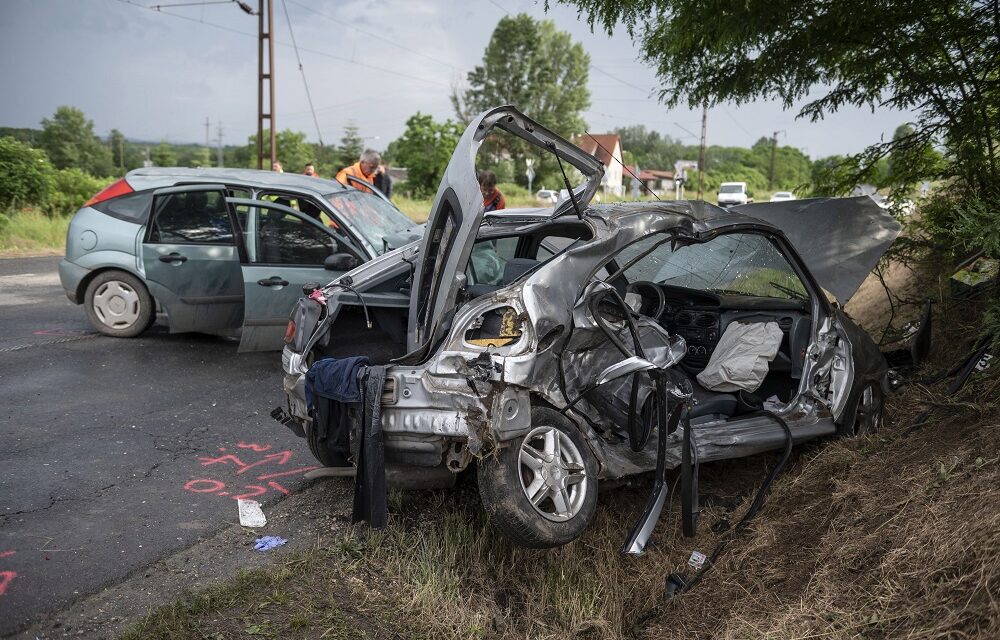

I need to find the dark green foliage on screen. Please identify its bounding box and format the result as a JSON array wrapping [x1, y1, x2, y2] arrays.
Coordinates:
[[39, 106, 114, 177], [454, 13, 591, 187], [389, 113, 464, 197], [0, 136, 54, 209], [48, 168, 111, 215], [558, 0, 998, 192], [243, 129, 315, 174]]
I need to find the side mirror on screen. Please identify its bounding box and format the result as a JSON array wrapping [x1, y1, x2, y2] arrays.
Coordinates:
[[324, 253, 359, 271]]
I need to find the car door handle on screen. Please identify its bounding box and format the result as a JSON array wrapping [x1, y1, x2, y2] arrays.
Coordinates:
[[158, 252, 187, 263], [257, 276, 289, 287]]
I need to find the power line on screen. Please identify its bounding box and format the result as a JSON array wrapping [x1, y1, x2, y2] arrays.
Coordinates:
[[285, 0, 462, 73], [721, 105, 754, 138], [112, 0, 450, 88], [485, 0, 511, 15], [588, 64, 654, 95], [279, 0, 323, 146]]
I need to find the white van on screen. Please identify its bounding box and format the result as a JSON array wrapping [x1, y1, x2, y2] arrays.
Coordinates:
[[717, 182, 751, 207]]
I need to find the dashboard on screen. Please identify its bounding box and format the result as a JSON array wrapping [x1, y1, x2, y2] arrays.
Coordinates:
[[626, 282, 811, 374]]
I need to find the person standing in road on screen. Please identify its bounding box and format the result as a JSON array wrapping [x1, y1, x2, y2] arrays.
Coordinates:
[[336, 149, 380, 194], [479, 170, 506, 212], [303, 163, 317, 177]]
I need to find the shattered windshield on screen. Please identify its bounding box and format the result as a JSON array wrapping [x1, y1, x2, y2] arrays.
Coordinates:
[[325, 191, 415, 254], [616, 232, 808, 299]]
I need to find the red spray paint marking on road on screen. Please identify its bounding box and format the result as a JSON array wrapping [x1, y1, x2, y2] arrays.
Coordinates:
[[237, 442, 272, 452], [0, 550, 14, 559], [183, 442, 316, 502], [0, 571, 17, 597]]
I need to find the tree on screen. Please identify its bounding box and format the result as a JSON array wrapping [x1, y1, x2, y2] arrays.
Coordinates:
[[245, 129, 314, 173], [38, 106, 114, 177], [454, 13, 591, 186], [0, 136, 53, 209], [560, 1, 999, 199], [151, 142, 177, 167], [389, 113, 464, 197], [108, 129, 126, 173], [336, 121, 364, 169]]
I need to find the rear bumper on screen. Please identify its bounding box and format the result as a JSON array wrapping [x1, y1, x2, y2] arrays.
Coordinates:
[[58, 259, 88, 304]]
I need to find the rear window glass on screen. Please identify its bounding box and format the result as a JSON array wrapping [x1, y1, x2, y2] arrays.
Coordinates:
[[93, 191, 153, 223]]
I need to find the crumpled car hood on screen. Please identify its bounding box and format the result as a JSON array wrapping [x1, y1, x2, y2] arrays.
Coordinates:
[[733, 196, 901, 303]]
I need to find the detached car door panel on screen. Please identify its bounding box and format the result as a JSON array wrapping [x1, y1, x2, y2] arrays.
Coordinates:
[[235, 198, 365, 352], [141, 184, 244, 334]]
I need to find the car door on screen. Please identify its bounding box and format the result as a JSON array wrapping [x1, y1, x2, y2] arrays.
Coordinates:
[[141, 184, 244, 334], [234, 198, 366, 352], [407, 105, 604, 356]]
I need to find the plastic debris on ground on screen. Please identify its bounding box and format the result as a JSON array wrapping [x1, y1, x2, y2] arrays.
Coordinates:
[[687, 550, 707, 570], [238, 499, 267, 528], [253, 536, 287, 551]]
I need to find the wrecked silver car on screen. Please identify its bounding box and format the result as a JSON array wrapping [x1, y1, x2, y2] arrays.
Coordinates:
[[275, 106, 900, 549]]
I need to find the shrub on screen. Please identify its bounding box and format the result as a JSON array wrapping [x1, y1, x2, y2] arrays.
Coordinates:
[[0, 136, 54, 209], [48, 168, 111, 216]]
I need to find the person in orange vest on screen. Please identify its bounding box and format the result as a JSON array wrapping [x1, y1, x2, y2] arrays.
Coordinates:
[[336, 149, 381, 194], [479, 170, 506, 212]]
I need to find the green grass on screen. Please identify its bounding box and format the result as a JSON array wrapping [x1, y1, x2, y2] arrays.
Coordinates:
[[0, 208, 69, 255]]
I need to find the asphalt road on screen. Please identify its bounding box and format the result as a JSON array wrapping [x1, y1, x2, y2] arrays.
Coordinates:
[[0, 256, 319, 636]]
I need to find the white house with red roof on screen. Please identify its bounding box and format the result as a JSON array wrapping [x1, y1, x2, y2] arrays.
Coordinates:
[[578, 133, 624, 196]]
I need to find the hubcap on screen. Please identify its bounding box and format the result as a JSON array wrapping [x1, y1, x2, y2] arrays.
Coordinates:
[[518, 425, 588, 522], [93, 280, 141, 329]]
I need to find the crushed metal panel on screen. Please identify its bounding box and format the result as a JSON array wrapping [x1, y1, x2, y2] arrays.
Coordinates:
[[732, 196, 901, 303]]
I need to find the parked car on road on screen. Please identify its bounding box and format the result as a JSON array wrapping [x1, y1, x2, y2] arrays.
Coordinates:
[[279, 107, 899, 549], [717, 181, 751, 207], [770, 191, 796, 202], [58, 168, 420, 351]]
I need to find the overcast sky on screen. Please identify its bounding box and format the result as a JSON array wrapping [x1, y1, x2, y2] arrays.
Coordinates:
[[0, 0, 913, 162]]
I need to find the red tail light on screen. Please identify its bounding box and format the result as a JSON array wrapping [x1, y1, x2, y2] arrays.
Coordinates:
[[85, 178, 134, 207], [284, 319, 296, 344]]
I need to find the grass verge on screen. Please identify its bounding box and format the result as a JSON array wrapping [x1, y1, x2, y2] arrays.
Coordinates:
[[0, 208, 69, 255]]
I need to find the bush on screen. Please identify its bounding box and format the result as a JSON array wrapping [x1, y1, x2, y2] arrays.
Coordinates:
[[0, 136, 54, 209], [49, 168, 111, 215]]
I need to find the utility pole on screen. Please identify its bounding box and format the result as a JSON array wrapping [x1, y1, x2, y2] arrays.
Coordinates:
[[216, 121, 224, 168], [204, 116, 210, 149], [697, 103, 708, 200], [768, 130, 785, 191], [257, 0, 276, 169]]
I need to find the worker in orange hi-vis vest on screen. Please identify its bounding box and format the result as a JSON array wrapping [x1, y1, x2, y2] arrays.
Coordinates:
[[335, 149, 381, 194], [478, 169, 506, 212]]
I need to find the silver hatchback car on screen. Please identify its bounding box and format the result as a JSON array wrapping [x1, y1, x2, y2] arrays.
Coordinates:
[[58, 168, 419, 351], [277, 106, 900, 548]]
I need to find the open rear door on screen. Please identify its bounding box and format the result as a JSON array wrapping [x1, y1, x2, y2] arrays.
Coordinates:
[[406, 105, 604, 357]]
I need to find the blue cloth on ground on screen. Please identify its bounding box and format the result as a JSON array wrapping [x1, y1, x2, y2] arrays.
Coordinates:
[[253, 536, 287, 551], [304, 356, 370, 412]]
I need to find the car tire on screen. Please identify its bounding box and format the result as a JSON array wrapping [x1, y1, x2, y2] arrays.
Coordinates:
[[478, 406, 598, 548], [852, 382, 885, 436], [83, 270, 153, 338], [306, 421, 350, 467]]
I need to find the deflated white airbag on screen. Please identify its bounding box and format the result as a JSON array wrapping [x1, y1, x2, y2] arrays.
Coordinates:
[[696, 322, 784, 392]]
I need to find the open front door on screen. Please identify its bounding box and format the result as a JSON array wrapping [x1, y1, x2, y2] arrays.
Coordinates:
[[406, 105, 604, 356], [234, 198, 366, 352]]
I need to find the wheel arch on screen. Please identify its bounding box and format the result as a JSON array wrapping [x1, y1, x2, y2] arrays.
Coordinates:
[[77, 265, 154, 309]]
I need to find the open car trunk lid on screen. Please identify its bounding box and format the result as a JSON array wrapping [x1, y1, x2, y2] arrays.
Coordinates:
[[406, 105, 604, 356], [732, 196, 902, 303]]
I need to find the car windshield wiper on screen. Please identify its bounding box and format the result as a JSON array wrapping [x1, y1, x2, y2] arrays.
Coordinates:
[[707, 288, 750, 296]]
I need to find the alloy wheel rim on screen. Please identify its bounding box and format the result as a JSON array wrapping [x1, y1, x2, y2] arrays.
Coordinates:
[[518, 425, 588, 522], [93, 280, 141, 329]]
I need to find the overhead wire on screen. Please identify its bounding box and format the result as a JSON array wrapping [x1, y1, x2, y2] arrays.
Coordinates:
[[112, 0, 450, 88], [285, 0, 462, 73], [279, 0, 324, 146]]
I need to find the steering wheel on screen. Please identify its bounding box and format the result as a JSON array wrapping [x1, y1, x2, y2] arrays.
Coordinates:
[[625, 281, 666, 319]]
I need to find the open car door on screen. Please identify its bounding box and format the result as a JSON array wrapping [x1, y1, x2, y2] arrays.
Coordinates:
[[233, 197, 367, 352], [406, 105, 604, 357], [732, 196, 901, 304]]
